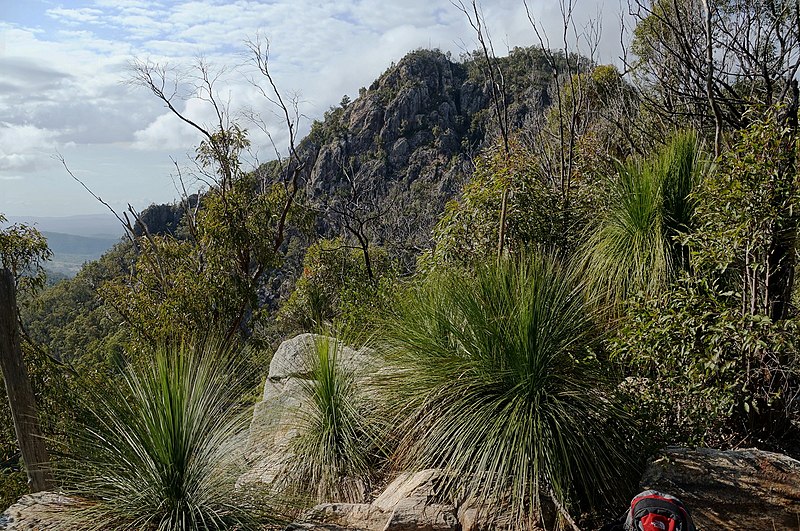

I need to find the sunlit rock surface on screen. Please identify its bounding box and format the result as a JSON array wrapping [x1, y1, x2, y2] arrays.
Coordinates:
[[641, 447, 800, 530]]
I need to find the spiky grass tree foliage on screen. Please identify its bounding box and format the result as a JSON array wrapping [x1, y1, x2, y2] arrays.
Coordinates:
[[381, 254, 637, 529], [282, 334, 384, 504], [581, 131, 704, 308], [61, 341, 271, 531]]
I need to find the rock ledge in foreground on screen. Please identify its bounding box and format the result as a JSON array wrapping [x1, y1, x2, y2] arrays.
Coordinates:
[[0, 491, 74, 530], [642, 447, 800, 531]]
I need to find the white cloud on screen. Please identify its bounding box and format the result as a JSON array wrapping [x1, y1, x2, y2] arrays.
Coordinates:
[[0, 154, 39, 172], [0, 123, 59, 176], [131, 98, 210, 151], [46, 7, 105, 25], [93, 0, 157, 8], [0, 0, 623, 216], [0, 123, 58, 152]]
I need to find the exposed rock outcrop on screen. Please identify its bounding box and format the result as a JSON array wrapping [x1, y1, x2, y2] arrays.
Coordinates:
[[296, 470, 462, 531], [288, 48, 553, 269], [242, 334, 512, 530], [641, 447, 800, 530], [0, 492, 73, 531], [238, 333, 373, 488]]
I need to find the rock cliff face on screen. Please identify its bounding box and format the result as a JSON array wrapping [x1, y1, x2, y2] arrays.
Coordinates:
[[307, 49, 476, 194], [289, 48, 552, 266]]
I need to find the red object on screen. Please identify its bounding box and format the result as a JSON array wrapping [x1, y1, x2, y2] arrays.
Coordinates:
[[639, 512, 677, 531], [627, 490, 694, 531]]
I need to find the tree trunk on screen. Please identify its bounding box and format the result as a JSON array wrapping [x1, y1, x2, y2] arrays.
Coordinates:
[[0, 268, 53, 492], [702, 0, 723, 157], [496, 185, 509, 260]]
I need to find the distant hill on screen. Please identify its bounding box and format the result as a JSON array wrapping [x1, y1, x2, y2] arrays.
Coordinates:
[[6, 214, 123, 239], [266, 47, 554, 270], [42, 232, 119, 256], [41, 231, 120, 278], [2, 214, 123, 278]]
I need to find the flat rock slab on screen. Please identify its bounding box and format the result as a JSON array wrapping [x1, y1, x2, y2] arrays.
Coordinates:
[[0, 492, 74, 530], [296, 470, 461, 531], [642, 447, 800, 530]]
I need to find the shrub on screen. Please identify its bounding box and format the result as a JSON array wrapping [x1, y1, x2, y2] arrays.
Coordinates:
[[278, 239, 396, 334], [60, 341, 274, 530], [381, 253, 638, 528], [612, 276, 800, 450], [279, 334, 384, 504]]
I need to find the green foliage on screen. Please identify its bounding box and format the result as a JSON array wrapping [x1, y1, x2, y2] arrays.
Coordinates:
[[612, 276, 800, 448], [630, 0, 696, 68], [195, 124, 250, 184], [629, 0, 798, 134], [0, 213, 52, 293], [103, 170, 308, 344], [0, 468, 25, 511], [542, 64, 640, 171], [428, 140, 572, 266], [381, 253, 638, 527], [20, 242, 132, 374], [686, 107, 800, 317], [612, 111, 800, 450], [280, 334, 383, 504], [306, 105, 348, 147], [60, 341, 271, 530], [580, 131, 704, 309], [1, 365, 26, 509], [430, 64, 640, 268], [462, 46, 558, 95], [278, 239, 396, 334]]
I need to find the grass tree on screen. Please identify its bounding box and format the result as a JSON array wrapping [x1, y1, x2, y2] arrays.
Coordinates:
[[60, 341, 273, 531], [280, 333, 385, 505], [381, 253, 637, 529], [580, 130, 705, 310]]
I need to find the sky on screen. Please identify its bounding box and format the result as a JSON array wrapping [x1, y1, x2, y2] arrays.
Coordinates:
[[0, 0, 623, 217]]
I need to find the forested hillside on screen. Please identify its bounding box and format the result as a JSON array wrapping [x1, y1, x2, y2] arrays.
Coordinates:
[[2, 1, 800, 528]]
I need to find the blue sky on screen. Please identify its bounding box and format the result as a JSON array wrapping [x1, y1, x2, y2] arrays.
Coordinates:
[[0, 0, 621, 217]]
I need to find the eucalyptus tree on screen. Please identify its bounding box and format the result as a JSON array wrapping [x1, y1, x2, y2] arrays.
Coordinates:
[[89, 38, 312, 345], [627, 0, 800, 152]]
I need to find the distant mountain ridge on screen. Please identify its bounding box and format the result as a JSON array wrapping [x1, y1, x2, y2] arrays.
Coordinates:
[[41, 232, 119, 256], [41, 231, 121, 278], [6, 214, 123, 239]]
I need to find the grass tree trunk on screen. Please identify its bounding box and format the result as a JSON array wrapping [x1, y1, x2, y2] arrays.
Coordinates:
[[0, 268, 52, 492]]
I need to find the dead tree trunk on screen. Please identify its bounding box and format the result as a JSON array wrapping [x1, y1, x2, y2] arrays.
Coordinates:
[[0, 268, 52, 492]]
